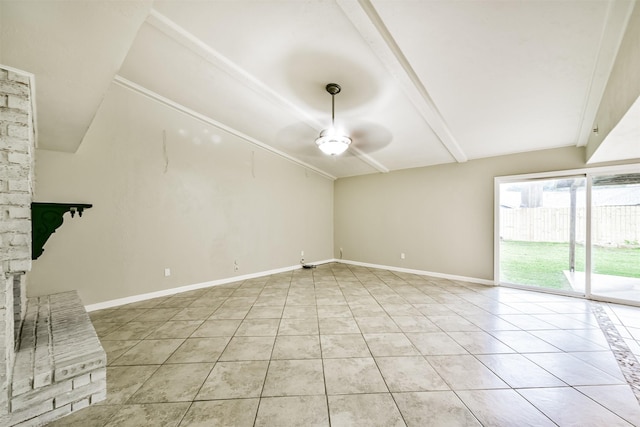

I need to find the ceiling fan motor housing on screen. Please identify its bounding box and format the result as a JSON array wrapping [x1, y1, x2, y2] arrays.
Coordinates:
[[326, 83, 341, 95]]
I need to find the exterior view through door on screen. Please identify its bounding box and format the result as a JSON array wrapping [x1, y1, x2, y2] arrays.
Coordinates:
[[496, 166, 640, 306]]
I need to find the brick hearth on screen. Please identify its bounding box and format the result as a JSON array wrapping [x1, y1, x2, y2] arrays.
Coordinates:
[[0, 66, 106, 426]]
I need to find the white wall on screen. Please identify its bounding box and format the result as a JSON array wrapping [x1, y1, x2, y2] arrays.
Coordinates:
[[29, 83, 334, 305], [334, 147, 589, 281]]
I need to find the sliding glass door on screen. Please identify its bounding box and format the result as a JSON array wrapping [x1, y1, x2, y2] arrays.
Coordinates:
[[590, 173, 640, 303], [498, 177, 586, 294], [496, 165, 640, 305]]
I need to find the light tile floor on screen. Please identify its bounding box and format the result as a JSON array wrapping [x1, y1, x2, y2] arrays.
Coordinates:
[[47, 263, 640, 426]]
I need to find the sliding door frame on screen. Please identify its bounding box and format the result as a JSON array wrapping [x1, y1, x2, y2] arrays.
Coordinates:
[[494, 162, 640, 306]]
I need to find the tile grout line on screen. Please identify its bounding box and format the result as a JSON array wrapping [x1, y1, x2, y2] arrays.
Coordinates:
[[320, 267, 337, 427], [63, 264, 640, 425], [591, 301, 640, 405], [252, 272, 293, 426], [332, 265, 405, 423]]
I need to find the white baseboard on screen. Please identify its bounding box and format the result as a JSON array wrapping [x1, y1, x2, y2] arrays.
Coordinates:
[[85, 258, 491, 312], [336, 259, 495, 286], [85, 259, 334, 312]]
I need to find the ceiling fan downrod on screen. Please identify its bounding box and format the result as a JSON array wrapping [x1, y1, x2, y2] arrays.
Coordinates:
[[316, 83, 351, 156]]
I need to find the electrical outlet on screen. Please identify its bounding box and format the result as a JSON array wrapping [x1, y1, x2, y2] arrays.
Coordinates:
[[234, 260, 239, 272], [400, 253, 405, 260], [301, 250, 304, 257], [164, 268, 171, 277]]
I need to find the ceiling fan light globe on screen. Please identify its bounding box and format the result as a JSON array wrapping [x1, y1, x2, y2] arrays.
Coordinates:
[[315, 132, 351, 156]]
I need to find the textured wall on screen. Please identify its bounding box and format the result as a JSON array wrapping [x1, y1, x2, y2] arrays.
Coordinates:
[[0, 67, 34, 273], [0, 66, 35, 419], [334, 147, 589, 282], [30, 83, 334, 305]]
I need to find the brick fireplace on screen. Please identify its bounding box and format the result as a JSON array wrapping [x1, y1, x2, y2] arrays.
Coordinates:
[[1, 66, 106, 426], [0, 65, 34, 422]]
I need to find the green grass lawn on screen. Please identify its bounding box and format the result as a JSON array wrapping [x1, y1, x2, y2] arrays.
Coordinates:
[[500, 240, 640, 290]]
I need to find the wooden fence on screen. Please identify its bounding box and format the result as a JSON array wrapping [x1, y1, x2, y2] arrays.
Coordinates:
[[500, 206, 640, 246]]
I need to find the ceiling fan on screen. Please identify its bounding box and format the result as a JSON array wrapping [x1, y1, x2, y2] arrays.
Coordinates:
[[275, 82, 392, 161], [315, 83, 352, 156]]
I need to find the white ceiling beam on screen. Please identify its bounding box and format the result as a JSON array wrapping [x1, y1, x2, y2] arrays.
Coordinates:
[[113, 75, 337, 181], [349, 147, 390, 173], [147, 9, 323, 129], [349, 145, 389, 172], [337, 0, 468, 163], [575, 0, 636, 147], [146, 9, 388, 174]]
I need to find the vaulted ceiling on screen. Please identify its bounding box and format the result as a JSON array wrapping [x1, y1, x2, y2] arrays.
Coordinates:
[[1, 0, 636, 179]]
